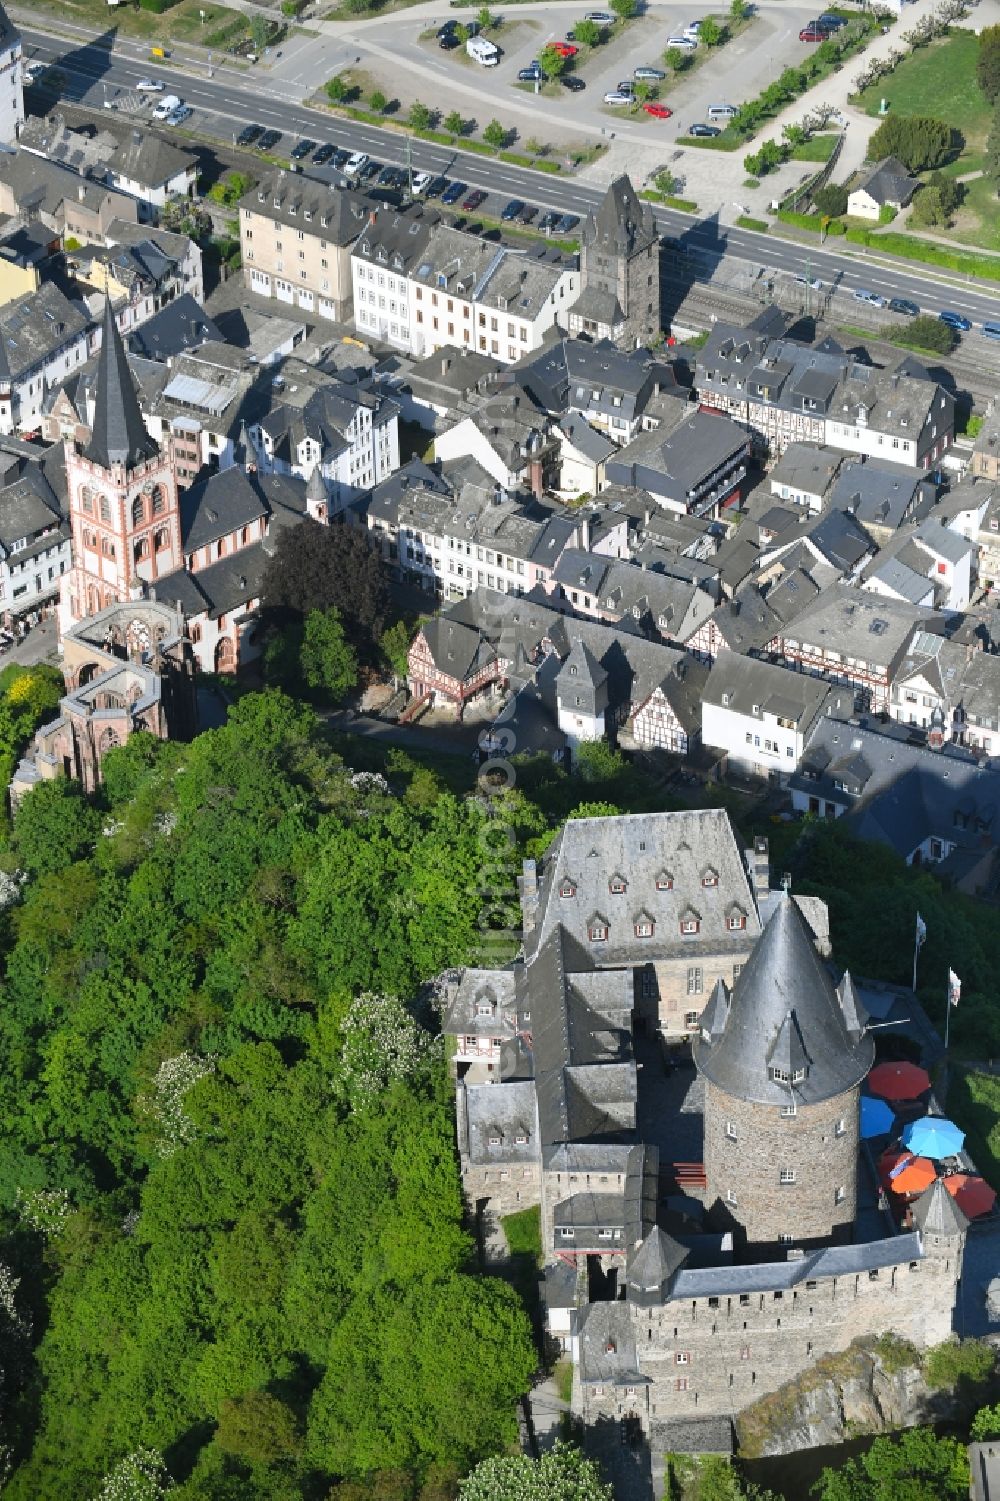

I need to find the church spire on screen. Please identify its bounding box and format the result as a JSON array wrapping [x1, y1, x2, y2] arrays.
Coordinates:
[[84, 298, 159, 471]]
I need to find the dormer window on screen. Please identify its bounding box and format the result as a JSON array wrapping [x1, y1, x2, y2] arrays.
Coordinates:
[[655, 871, 673, 891], [559, 879, 577, 899], [488, 1134, 502, 1146], [515, 1132, 528, 1145], [588, 916, 609, 943], [727, 909, 746, 931], [609, 875, 627, 895], [769, 1066, 789, 1083], [702, 869, 719, 888], [634, 913, 654, 939], [476, 1001, 495, 1017], [680, 916, 700, 936]]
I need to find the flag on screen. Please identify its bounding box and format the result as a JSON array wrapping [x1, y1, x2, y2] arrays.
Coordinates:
[[948, 968, 961, 1008], [915, 913, 926, 950]]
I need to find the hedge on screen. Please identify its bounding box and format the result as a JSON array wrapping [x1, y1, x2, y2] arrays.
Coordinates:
[[736, 215, 769, 231], [776, 209, 846, 234], [677, 132, 741, 151], [642, 190, 698, 211], [844, 228, 1000, 281], [138, 0, 182, 11]]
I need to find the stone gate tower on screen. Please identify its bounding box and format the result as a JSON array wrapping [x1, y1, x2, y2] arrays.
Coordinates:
[[694, 893, 875, 1251], [60, 299, 182, 635], [570, 175, 660, 351]]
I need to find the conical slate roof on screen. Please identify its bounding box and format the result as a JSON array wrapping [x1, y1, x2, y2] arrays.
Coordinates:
[[693, 892, 875, 1107], [84, 299, 160, 471], [911, 1176, 968, 1238], [589, 175, 655, 256], [557, 637, 607, 692], [306, 462, 327, 502], [699, 978, 730, 1043], [627, 1227, 689, 1305]]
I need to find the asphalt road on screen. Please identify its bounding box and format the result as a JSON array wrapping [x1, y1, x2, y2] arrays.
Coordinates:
[[22, 25, 1000, 333]]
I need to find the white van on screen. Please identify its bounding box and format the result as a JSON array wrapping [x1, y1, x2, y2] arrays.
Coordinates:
[[467, 35, 499, 65], [152, 94, 182, 120], [707, 103, 737, 120]]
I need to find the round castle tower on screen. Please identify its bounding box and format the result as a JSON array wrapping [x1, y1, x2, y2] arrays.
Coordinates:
[[694, 893, 875, 1250]]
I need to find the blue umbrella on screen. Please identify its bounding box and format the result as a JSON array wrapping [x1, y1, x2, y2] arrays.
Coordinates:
[[901, 1116, 965, 1160], [861, 1095, 895, 1139]]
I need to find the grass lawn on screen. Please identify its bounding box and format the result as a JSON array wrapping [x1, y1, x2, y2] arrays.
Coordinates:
[[951, 172, 1000, 253], [502, 1205, 542, 1261], [946, 1070, 1000, 1193], [790, 132, 839, 163], [856, 31, 990, 145], [29, 0, 253, 47]]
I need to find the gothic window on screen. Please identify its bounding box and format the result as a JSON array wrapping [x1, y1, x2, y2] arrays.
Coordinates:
[[101, 537, 116, 560], [154, 529, 169, 552], [131, 496, 145, 527], [99, 495, 112, 524], [133, 538, 150, 564], [80, 485, 94, 514], [99, 728, 119, 755], [151, 486, 166, 517]]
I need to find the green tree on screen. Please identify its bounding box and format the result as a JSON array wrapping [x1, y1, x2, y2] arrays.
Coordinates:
[[924, 1337, 996, 1390], [574, 739, 627, 782], [97, 1449, 173, 1500], [216, 1391, 300, 1463], [572, 17, 601, 45], [729, 0, 749, 18], [977, 23, 1000, 103], [910, 184, 946, 227], [483, 118, 506, 149], [443, 109, 465, 135], [300, 607, 359, 703], [654, 167, 677, 195], [882, 314, 957, 355], [664, 45, 688, 70], [632, 79, 654, 106], [459, 1442, 613, 1500], [249, 14, 271, 50], [611, 0, 636, 16], [781, 122, 806, 147], [986, 99, 1000, 179], [867, 114, 954, 172], [476, 5, 497, 28], [13, 778, 100, 877], [972, 1403, 1000, 1441], [370, 88, 388, 114], [326, 74, 348, 102], [699, 15, 724, 45], [262, 518, 388, 653], [812, 182, 848, 216], [539, 43, 567, 78], [811, 1428, 969, 1501], [380, 619, 415, 680], [408, 100, 431, 130]]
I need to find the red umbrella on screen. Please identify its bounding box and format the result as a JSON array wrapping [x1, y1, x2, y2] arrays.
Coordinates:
[[944, 1174, 997, 1219], [879, 1150, 936, 1196], [868, 1062, 931, 1101]]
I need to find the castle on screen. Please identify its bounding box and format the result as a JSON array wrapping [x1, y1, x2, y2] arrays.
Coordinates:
[[442, 810, 965, 1453], [568, 176, 660, 351]]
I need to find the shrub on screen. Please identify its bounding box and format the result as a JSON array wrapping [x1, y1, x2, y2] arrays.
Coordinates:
[[882, 314, 957, 355], [736, 215, 769, 231], [972, 1403, 1000, 1442], [977, 23, 1000, 103], [868, 114, 955, 172], [873, 1332, 921, 1375], [925, 1337, 996, 1391], [812, 183, 848, 216]]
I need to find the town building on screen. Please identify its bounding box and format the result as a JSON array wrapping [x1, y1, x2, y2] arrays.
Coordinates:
[[846, 156, 920, 221], [569, 175, 659, 350], [861, 517, 972, 614], [516, 336, 685, 447], [768, 442, 842, 513], [0, 148, 138, 243], [106, 128, 198, 220], [0, 3, 22, 146], [0, 280, 92, 435], [434, 387, 560, 497], [701, 651, 833, 779], [604, 410, 750, 520], [0, 436, 70, 627], [240, 174, 371, 322]]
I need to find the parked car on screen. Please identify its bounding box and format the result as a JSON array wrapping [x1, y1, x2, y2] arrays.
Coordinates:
[[439, 32, 461, 48], [604, 90, 632, 104], [166, 105, 192, 125], [501, 199, 525, 220], [799, 25, 826, 40], [555, 213, 580, 233], [291, 138, 316, 159], [854, 288, 884, 307], [519, 64, 545, 81], [634, 66, 666, 79], [939, 309, 972, 332], [688, 122, 720, 136], [424, 175, 449, 198], [463, 188, 488, 210], [562, 74, 586, 90], [549, 41, 578, 56], [359, 160, 382, 182], [684, 23, 701, 38], [378, 164, 406, 187], [135, 78, 165, 92], [258, 128, 282, 149], [982, 322, 1000, 340], [344, 151, 369, 177], [437, 18, 458, 36], [442, 180, 467, 204], [152, 94, 182, 120], [410, 170, 432, 195], [22, 61, 45, 83], [795, 273, 823, 290], [617, 79, 636, 94], [585, 9, 616, 20], [538, 210, 561, 230], [237, 123, 263, 146], [708, 103, 738, 120], [312, 141, 335, 164], [818, 12, 847, 27], [518, 204, 538, 223], [666, 35, 697, 48], [888, 297, 919, 316], [643, 102, 673, 118]]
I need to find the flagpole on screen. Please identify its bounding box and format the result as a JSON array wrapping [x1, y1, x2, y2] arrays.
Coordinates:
[[944, 990, 951, 1054]]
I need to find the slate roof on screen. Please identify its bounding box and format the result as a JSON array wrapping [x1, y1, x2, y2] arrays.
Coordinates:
[[831, 456, 932, 532], [911, 1177, 968, 1238], [417, 616, 497, 681], [155, 538, 269, 621], [703, 650, 831, 730], [84, 298, 160, 470], [108, 128, 197, 188], [699, 586, 782, 657], [243, 175, 373, 245], [559, 413, 616, 464], [669, 1230, 923, 1300], [769, 441, 842, 500], [126, 294, 221, 362], [180, 466, 269, 553], [605, 409, 748, 505], [853, 155, 919, 208], [779, 583, 936, 665], [626, 1226, 690, 1306], [693, 891, 874, 1108], [584, 174, 656, 258]]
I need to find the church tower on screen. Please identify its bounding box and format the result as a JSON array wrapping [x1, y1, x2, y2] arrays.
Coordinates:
[[694, 893, 875, 1251], [571, 175, 659, 350], [60, 300, 182, 632]]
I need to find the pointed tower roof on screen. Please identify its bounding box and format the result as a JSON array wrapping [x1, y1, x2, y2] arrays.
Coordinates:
[[589, 175, 656, 257], [836, 971, 868, 1042], [693, 892, 875, 1107], [626, 1227, 689, 1306], [84, 298, 159, 471], [699, 977, 730, 1044], [557, 637, 608, 693], [306, 462, 327, 503], [912, 1176, 968, 1238]]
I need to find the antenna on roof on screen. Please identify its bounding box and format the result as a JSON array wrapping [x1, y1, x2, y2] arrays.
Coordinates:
[[781, 872, 792, 893]]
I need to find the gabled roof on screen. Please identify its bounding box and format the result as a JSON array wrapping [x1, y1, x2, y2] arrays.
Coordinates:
[[693, 891, 875, 1107], [911, 1176, 968, 1238], [557, 636, 607, 693], [84, 299, 160, 471]]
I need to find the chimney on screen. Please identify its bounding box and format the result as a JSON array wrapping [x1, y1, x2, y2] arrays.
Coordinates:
[[78, 184, 86, 201], [751, 835, 770, 903], [578, 513, 590, 551], [519, 858, 539, 934], [132, 128, 141, 146], [528, 457, 544, 500], [441, 355, 451, 376]]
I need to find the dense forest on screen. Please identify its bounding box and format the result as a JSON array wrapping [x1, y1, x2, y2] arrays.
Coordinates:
[[0, 693, 537, 1498]]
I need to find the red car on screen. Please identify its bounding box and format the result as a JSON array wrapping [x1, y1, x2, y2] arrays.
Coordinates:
[[643, 102, 673, 118], [799, 25, 825, 39], [549, 41, 579, 56], [462, 189, 488, 211]]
